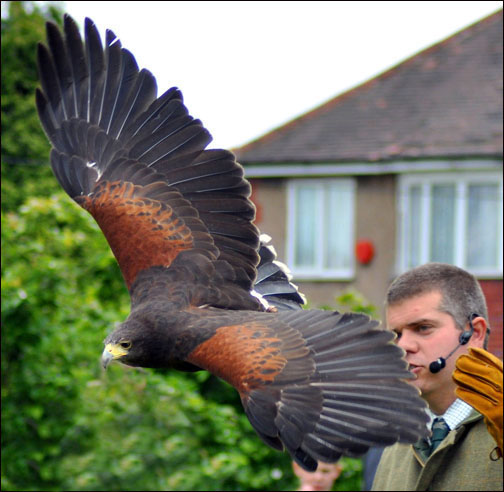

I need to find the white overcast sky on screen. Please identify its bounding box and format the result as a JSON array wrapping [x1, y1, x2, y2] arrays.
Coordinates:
[[42, 1, 504, 149]]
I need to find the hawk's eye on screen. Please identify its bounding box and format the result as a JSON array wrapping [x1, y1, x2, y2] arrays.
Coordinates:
[[120, 340, 131, 349]]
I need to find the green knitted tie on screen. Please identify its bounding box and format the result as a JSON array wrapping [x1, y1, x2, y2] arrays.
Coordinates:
[[429, 417, 450, 455]]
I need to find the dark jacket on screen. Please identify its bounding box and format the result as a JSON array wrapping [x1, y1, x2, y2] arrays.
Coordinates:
[[372, 411, 503, 491]]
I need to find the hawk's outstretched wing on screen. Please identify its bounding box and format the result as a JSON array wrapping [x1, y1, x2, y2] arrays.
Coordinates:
[[36, 15, 259, 309]]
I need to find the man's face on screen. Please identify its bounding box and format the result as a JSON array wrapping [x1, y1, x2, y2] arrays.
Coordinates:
[[292, 461, 342, 491], [386, 290, 465, 414]]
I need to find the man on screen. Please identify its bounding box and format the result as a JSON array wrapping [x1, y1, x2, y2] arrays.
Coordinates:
[[372, 263, 503, 491]]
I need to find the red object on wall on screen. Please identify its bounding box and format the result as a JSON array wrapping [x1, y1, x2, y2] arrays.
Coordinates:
[[356, 240, 375, 264]]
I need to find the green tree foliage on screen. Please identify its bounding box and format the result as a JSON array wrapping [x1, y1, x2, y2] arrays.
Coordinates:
[[1, 195, 300, 491], [332, 290, 378, 318], [1, 1, 61, 212], [2, 3, 367, 490]]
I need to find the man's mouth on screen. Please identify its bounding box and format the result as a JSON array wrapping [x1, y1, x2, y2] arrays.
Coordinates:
[[408, 363, 422, 374]]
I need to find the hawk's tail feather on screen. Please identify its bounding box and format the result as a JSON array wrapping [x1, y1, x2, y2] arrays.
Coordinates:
[[254, 234, 306, 310]]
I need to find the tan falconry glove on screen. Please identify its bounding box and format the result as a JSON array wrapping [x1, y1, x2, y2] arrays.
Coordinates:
[[453, 347, 503, 459]]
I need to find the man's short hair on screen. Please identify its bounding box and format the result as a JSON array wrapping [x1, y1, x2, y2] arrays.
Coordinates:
[[386, 263, 490, 348]]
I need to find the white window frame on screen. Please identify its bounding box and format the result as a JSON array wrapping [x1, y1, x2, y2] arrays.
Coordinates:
[[286, 178, 355, 280], [397, 171, 503, 277]]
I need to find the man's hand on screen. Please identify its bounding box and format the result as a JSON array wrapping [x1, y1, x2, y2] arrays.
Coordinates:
[[453, 347, 503, 459]]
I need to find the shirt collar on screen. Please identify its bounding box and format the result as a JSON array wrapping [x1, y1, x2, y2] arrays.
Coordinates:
[[426, 398, 475, 430]]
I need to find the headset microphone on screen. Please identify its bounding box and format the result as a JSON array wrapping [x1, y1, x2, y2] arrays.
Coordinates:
[[428, 314, 478, 374]]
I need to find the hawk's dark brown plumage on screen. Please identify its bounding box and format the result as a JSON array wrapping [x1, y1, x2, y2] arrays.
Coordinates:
[[36, 14, 428, 471]]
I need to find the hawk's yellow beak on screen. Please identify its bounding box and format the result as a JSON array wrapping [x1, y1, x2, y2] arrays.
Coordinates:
[[101, 343, 128, 369]]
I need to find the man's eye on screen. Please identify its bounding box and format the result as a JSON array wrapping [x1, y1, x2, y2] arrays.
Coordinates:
[[393, 331, 402, 340]]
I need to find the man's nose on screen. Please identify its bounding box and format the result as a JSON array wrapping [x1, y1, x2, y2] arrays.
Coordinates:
[[397, 330, 418, 352]]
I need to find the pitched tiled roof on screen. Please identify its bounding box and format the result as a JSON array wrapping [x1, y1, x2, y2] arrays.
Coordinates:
[[235, 10, 503, 164]]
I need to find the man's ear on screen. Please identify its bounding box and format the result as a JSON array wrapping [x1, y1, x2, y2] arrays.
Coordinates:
[[468, 316, 487, 349]]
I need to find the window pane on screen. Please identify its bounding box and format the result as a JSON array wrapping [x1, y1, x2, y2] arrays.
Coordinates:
[[430, 184, 455, 263], [407, 185, 422, 268], [466, 184, 499, 268], [399, 173, 502, 275], [294, 186, 317, 267], [325, 184, 352, 269]]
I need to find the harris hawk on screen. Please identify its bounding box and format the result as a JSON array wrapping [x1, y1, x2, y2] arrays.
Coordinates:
[[36, 14, 428, 471]]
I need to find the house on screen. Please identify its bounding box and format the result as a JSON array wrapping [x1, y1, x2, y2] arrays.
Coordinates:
[[235, 10, 503, 357]]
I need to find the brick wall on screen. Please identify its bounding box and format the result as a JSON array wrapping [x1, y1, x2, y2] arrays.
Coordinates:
[[479, 279, 503, 359]]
